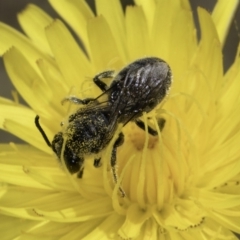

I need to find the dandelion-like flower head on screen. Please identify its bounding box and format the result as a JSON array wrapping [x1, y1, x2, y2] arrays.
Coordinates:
[[0, 0, 240, 239]]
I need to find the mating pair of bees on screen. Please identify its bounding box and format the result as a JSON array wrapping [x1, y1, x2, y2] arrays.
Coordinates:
[[35, 57, 172, 194]]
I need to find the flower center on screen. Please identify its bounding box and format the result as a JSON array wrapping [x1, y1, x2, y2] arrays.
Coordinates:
[[108, 116, 205, 237], [127, 123, 159, 151], [118, 120, 173, 206]]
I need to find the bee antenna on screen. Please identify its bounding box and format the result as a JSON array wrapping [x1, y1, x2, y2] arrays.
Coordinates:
[[35, 115, 52, 147]]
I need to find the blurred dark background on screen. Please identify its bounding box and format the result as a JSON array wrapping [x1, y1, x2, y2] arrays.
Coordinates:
[[0, 0, 240, 144]]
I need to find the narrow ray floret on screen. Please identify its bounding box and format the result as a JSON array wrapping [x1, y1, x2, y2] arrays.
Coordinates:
[[35, 57, 172, 194]]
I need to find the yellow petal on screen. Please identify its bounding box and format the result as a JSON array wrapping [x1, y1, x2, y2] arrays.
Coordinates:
[[219, 50, 240, 115], [0, 144, 73, 191], [151, 0, 197, 80], [125, 6, 149, 60], [50, 218, 105, 240], [0, 159, 52, 190], [0, 215, 37, 240], [0, 103, 52, 153], [215, 208, 240, 217], [0, 186, 112, 221], [45, 19, 91, 87], [134, 0, 156, 31], [212, 0, 239, 45], [0, 207, 44, 221], [31, 199, 112, 222], [82, 213, 124, 240], [3, 48, 56, 116], [36, 58, 68, 116], [23, 221, 80, 240], [0, 22, 56, 72], [210, 211, 240, 233], [87, 15, 123, 72], [95, 0, 127, 62], [17, 4, 53, 55], [192, 8, 223, 98], [190, 189, 240, 209], [198, 159, 240, 189], [0, 97, 17, 105], [118, 204, 152, 239], [48, 0, 93, 53]]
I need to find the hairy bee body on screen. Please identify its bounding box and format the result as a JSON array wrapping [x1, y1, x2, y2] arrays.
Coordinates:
[[35, 57, 172, 193], [51, 106, 117, 176]]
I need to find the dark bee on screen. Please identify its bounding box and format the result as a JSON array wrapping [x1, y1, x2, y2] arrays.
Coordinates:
[[35, 57, 172, 195], [35, 103, 120, 178], [65, 57, 172, 134]]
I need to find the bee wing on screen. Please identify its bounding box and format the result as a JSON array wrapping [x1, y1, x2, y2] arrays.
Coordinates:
[[105, 67, 141, 119], [83, 101, 119, 140], [78, 100, 109, 113]]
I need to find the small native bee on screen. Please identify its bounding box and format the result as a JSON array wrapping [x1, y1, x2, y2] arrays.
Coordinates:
[[35, 57, 172, 195], [35, 102, 120, 178]]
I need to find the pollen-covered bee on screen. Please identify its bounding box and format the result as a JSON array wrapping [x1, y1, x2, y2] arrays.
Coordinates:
[[35, 103, 120, 178], [35, 57, 172, 194]]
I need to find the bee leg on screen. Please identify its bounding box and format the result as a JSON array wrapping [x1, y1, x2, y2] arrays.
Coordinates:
[[135, 119, 158, 136], [111, 132, 125, 197], [135, 118, 166, 136], [61, 97, 95, 105], [35, 115, 52, 147], [93, 70, 115, 92], [77, 167, 84, 178], [75, 157, 85, 178], [94, 158, 101, 167]]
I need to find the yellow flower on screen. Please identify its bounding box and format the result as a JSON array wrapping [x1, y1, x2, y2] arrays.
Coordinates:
[[1, 0, 240, 239]]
